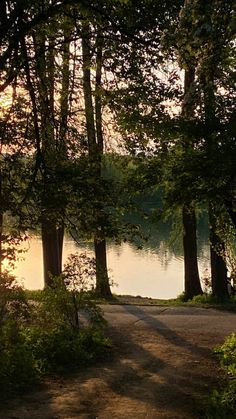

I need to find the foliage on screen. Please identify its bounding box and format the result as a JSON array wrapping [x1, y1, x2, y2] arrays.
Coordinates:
[[176, 292, 236, 311], [0, 269, 111, 396], [38, 252, 105, 329], [216, 334, 236, 376], [205, 334, 236, 418], [0, 271, 30, 325], [0, 321, 40, 393], [190, 293, 219, 305]]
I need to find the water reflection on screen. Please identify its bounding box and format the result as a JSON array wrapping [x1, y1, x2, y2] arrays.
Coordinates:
[[12, 230, 210, 299], [8, 207, 211, 299]]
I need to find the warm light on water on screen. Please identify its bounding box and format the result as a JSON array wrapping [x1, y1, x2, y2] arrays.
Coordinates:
[[10, 236, 210, 299]]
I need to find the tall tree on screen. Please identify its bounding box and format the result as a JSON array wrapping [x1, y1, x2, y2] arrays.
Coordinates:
[[21, 9, 73, 285], [81, 21, 112, 298], [178, 0, 236, 298], [181, 65, 202, 299]]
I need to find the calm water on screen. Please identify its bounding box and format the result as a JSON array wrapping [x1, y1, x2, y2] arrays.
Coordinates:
[[10, 218, 210, 299]]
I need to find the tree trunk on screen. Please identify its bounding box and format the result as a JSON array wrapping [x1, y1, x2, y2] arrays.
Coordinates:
[[209, 205, 228, 300], [42, 219, 62, 286], [183, 204, 203, 299], [0, 212, 2, 275], [28, 19, 71, 286], [0, 163, 2, 274], [94, 237, 112, 299], [201, 65, 229, 300], [82, 24, 112, 298], [181, 65, 202, 299]]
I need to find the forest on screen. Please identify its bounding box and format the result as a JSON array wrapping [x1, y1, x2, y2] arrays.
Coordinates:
[[0, 0, 236, 416]]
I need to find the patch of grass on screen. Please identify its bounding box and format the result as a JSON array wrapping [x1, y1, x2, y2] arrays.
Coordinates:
[[110, 293, 236, 312], [188, 294, 236, 313], [112, 294, 185, 306], [25, 289, 43, 301], [25, 290, 236, 312]]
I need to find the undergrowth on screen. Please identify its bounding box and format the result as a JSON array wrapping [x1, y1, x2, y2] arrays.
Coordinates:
[[205, 334, 236, 419], [0, 253, 112, 398]]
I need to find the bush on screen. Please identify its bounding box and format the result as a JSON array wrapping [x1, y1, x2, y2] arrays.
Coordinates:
[[0, 263, 111, 397], [0, 321, 40, 393], [205, 334, 236, 418], [23, 325, 111, 374], [216, 334, 236, 376], [191, 294, 219, 305]]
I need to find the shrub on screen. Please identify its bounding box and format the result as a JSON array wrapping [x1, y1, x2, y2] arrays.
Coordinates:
[[205, 334, 236, 418], [0, 271, 30, 324], [23, 325, 111, 374], [216, 334, 236, 376], [0, 321, 40, 394], [38, 253, 104, 330], [191, 294, 219, 304], [0, 262, 111, 396]]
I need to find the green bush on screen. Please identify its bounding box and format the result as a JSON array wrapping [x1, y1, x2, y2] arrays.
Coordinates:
[[206, 334, 236, 418], [216, 334, 236, 376], [0, 322, 40, 393], [23, 325, 111, 373], [0, 265, 111, 396], [176, 292, 188, 302], [191, 294, 219, 304]]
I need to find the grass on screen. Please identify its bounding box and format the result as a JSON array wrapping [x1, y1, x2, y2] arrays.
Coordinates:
[[25, 289, 236, 312]]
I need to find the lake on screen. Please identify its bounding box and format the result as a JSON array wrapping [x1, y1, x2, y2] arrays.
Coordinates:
[[10, 216, 210, 299]]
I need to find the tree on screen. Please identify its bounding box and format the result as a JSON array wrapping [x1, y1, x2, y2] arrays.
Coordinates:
[[177, 2, 203, 299], [20, 7, 73, 285], [106, 0, 203, 299], [80, 21, 112, 298], [177, 0, 236, 299]]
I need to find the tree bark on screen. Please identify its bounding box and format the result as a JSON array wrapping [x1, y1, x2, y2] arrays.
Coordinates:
[[94, 237, 112, 298], [182, 204, 202, 299], [0, 160, 2, 274], [82, 23, 112, 299], [201, 63, 229, 300], [23, 18, 71, 286], [42, 220, 62, 286], [209, 205, 228, 300], [181, 66, 202, 299]]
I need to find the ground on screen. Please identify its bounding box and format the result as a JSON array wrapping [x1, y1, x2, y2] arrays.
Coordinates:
[[1, 305, 236, 419]]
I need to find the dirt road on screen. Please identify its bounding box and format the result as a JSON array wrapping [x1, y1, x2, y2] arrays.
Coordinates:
[[1, 305, 236, 419]]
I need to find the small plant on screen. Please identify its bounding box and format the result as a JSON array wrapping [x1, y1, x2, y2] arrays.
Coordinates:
[[0, 270, 30, 325], [176, 292, 188, 302], [40, 253, 104, 329]]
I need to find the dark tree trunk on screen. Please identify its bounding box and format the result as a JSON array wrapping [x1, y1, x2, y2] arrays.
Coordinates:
[[0, 167, 2, 274], [82, 24, 112, 299], [201, 62, 229, 301], [42, 219, 62, 286], [26, 21, 70, 287], [57, 224, 64, 273], [182, 204, 203, 299], [0, 212, 2, 275], [181, 64, 202, 299], [209, 206, 228, 300], [94, 237, 112, 299]]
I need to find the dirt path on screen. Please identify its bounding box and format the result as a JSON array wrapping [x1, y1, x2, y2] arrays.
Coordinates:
[[1, 305, 236, 419]]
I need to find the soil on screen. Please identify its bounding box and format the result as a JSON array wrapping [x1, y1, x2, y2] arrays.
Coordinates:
[[1, 304, 236, 419]]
